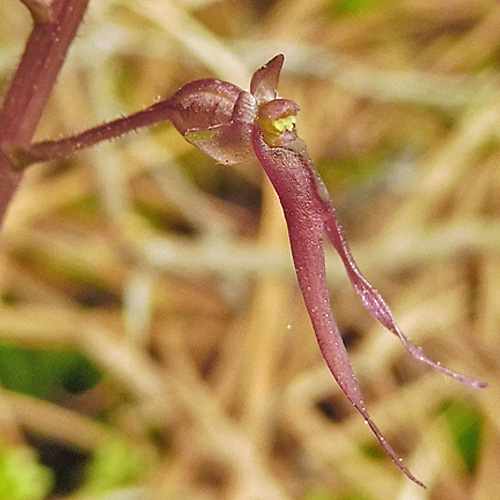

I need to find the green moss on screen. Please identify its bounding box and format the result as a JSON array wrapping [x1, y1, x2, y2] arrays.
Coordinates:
[[0, 346, 101, 399], [0, 447, 53, 500], [325, 0, 380, 17], [360, 441, 387, 461], [80, 440, 152, 495], [316, 153, 385, 191], [440, 399, 483, 473]]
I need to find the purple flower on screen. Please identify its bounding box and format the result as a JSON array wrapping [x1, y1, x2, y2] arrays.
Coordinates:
[[167, 54, 485, 487], [11, 54, 486, 487]]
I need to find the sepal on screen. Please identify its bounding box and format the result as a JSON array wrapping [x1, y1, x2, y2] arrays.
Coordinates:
[[250, 54, 284, 104]]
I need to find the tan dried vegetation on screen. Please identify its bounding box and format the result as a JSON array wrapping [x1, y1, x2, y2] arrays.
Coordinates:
[[0, 0, 499, 499]]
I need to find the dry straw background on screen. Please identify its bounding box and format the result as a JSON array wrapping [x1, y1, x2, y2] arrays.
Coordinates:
[[1, 0, 500, 499]]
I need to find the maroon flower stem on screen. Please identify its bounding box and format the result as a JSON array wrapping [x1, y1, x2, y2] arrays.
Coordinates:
[[0, 0, 89, 225], [8, 100, 177, 167]]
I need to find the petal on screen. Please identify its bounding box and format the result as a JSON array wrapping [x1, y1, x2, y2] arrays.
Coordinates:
[[265, 123, 485, 390], [250, 54, 284, 104], [321, 205, 487, 390], [257, 99, 299, 123], [256, 99, 300, 147], [251, 124, 426, 487]]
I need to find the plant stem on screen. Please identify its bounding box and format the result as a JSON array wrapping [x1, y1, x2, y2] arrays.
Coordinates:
[[0, 0, 89, 225], [8, 100, 177, 168]]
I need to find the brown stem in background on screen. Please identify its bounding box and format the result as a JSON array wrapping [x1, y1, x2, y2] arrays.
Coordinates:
[[0, 0, 90, 225], [0, 386, 25, 448]]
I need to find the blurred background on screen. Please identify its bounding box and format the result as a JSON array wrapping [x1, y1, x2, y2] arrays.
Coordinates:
[[0, 0, 499, 499]]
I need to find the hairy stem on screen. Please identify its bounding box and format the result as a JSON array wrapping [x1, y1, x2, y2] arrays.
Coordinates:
[[0, 0, 89, 224], [7, 100, 177, 168]]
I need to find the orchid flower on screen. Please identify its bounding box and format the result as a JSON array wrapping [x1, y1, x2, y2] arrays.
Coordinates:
[[8, 54, 486, 487]]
